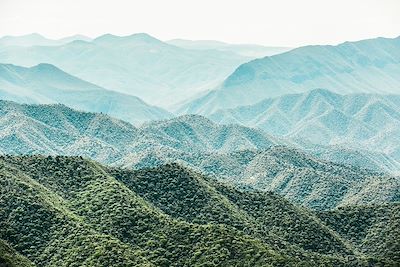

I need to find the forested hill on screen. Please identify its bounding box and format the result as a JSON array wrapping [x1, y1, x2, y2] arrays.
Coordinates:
[[0, 155, 398, 266]]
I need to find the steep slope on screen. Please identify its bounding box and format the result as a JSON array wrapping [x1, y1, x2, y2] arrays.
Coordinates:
[[0, 63, 172, 124], [306, 145, 400, 174], [0, 33, 251, 106], [180, 36, 400, 113], [209, 89, 400, 170], [167, 39, 291, 58], [0, 155, 367, 266]]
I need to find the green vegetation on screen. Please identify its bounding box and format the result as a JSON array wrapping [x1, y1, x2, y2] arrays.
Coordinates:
[[111, 164, 353, 256], [0, 239, 34, 267], [318, 203, 400, 264], [0, 155, 398, 266]]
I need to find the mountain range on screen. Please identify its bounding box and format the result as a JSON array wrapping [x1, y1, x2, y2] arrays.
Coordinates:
[[0, 100, 398, 211], [0, 100, 277, 160], [0, 33, 92, 47], [0, 32, 399, 266], [0, 63, 171, 124], [0, 155, 398, 266], [208, 89, 400, 169], [0, 33, 263, 107], [180, 36, 400, 114]]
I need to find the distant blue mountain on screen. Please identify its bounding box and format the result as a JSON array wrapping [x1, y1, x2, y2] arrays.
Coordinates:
[[0, 33, 91, 46], [0, 33, 256, 107], [0, 63, 171, 124], [179, 36, 400, 114]]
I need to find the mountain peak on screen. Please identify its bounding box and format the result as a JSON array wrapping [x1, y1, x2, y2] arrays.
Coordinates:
[[128, 32, 160, 41], [59, 34, 92, 43], [30, 63, 64, 74], [93, 33, 118, 42], [93, 33, 162, 45]]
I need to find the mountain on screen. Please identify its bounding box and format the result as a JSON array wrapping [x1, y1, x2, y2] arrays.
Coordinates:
[[0, 33, 91, 47], [0, 63, 172, 124], [0, 155, 398, 266], [0, 100, 277, 161], [180, 36, 400, 113], [57, 34, 92, 43], [209, 89, 400, 169], [174, 147, 399, 210], [124, 145, 398, 210], [167, 39, 292, 58], [139, 115, 279, 152], [306, 145, 400, 174], [0, 100, 398, 210], [0, 33, 254, 107]]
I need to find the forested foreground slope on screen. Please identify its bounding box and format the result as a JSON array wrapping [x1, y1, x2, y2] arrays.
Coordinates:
[[0, 155, 399, 266]]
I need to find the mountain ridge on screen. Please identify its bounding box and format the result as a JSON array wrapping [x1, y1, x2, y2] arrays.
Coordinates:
[[208, 89, 400, 170], [180, 36, 400, 113], [0, 33, 92, 47], [0, 100, 398, 211], [0, 63, 172, 124], [0, 33, 255, 107]]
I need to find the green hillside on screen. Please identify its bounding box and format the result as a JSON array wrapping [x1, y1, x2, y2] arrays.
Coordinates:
[[2, 155, 397, 266]]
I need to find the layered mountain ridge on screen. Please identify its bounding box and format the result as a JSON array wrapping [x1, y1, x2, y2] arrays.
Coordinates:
[[0, 100, 398, 211], [0, 63, 172, 124], [209, 89, 400, 168], [0, 33, 92, 47], [0, 33, 259, 106], [0, 32, 399, 266], [180, 36, 400, 113]]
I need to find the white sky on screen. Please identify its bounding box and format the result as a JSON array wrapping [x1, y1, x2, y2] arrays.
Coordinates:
[[0, 0, 399, 47]]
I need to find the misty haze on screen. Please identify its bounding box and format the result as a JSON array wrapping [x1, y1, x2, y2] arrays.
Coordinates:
[[0, 0, 399, 266]]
